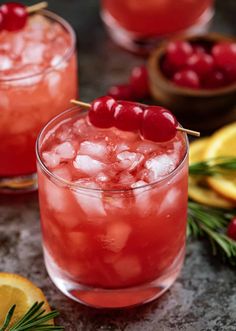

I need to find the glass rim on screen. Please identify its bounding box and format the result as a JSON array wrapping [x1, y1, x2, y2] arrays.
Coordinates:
[[0, 9, 76, 83], [36, 106, 189, 194]]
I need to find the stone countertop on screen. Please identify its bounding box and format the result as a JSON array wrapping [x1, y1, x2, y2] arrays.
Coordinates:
[[1, 1, 236, 330]]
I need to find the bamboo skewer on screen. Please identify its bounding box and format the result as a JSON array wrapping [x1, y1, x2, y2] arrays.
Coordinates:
[[70, 99, 200, 137], [27, 2, 48, 14]]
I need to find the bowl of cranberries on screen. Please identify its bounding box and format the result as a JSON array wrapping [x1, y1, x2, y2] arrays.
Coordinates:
[[148, 34, 236, 133]]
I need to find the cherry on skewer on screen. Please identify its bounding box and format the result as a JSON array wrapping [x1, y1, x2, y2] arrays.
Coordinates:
[[0, 1, 48, 32], [70, 99, 200, 142]]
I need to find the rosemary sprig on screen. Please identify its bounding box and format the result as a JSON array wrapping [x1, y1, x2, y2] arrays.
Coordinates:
[[188, 202, 236, 265], [0, 302, 64, 331], [189, 156, 236, 176]]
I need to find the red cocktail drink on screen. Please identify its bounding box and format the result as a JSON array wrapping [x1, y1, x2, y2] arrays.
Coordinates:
[[101, 0, 214, 53], [0, 11, 77, 192], [37, 107, 188, 308]]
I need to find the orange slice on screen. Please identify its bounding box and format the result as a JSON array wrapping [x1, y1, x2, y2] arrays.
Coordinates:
[[204, 122, 236, 203], [0, 273, 51, 327], [189, 138, 235, 208]]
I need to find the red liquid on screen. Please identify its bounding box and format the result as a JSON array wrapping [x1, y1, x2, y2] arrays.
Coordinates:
[[102, 0, 213, 36], [37, 111, 188, 299], [0, 13, 77, 177]]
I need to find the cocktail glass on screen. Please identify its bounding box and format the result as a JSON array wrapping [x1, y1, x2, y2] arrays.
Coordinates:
[[101, 0, 214, 54], [0, 10, 77, 193], [36, 107, 189, 308]]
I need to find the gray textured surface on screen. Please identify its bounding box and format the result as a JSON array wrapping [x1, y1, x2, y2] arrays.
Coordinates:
[[1, 0, 236, 330]]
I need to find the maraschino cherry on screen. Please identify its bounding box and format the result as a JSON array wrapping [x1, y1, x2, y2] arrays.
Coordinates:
[[108, 84, 133, 100], [227, 217, 236, 241], [0, 2, 27, 31], [0, 2, 48, 32], [166, 40, 193, 68], [89, 96, 116, 128], [129, 65, 150, 99], [173, 70, 200, 89], [141, 106, 178, 142], [108, 65, 150, 101], [162, 39, 236, 89], [113, 101, 143, 131], [71, 97, 200, 143]]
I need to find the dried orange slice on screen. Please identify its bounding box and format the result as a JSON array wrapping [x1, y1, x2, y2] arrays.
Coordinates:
[[189, 138, 235, 208], [0, 273, 51, 327], [204, 122, 236, 203]]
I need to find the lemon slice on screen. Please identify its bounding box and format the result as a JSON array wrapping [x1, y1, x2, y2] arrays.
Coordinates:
[[0, 273, 51, 327], [204, 122, 236, 203], [189, 138, 235, 208]]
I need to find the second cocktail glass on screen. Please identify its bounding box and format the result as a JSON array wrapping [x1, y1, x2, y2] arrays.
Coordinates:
[[0, 10, 77, 193], [101, 0, 214, 54]]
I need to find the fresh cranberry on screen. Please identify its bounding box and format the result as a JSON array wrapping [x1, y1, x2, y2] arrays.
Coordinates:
[[193, 44, 207, 54], [224, 66, 236, 84], [161, 57, 176, 79], [89, 96, 116, 128], [166, 41, 193, 68], [108, 84, 134, 100], [0, 10, 4, 30], [141, 106, 177, 142], [113, 101, 144, 131], [227, 217, 236, 241], [187, 53, 215, 78], [212, 42, 236, 69], [203, 70, 228, 89], [173, 70, 200, 89], [1, 2, 27, 31], [129, 65, 150, 99]]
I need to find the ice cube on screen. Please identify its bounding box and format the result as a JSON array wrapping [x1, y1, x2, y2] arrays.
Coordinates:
[[158, 187, 181, 214], [46, 71, 61, 97], [136, 141, 157, 155], [0, 55, 12, 71], [118, 172, 135, 186], [102, 222, 131, 253], [42, 151, 60, 168], [79, 141, 107, 159], [73, 155, 106, 176], [55, 142, 75, 160], [145, 155, 176, 181], [11, 35, 25, 57], [44, 179, 68, 212], [96, 172, 110, 183], [113, 256, 142, 280], [73, 179, 106, 218], [67, 231, 88, 253], [50, 55, 68, 70], [131, 180, 151, 215], [9, 65, 42, 86], [117, 151, 144, 171], [115, 143, 130, 153], [22, 42, 46, 64], [53, 165, 72, 181], [73, 118, 96, 138]]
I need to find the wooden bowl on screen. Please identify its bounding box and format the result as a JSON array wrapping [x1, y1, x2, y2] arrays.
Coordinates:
[[147, 33, 236, 133]]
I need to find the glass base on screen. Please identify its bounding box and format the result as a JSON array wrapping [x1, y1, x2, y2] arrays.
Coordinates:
[[101, 7, 214, 55], [44, 247, 185, 308], [0, 173, 38, 194]]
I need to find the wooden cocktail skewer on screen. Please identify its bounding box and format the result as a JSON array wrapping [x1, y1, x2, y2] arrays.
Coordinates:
[[70, 99, 200, 137], [27, 2, 48, 14]]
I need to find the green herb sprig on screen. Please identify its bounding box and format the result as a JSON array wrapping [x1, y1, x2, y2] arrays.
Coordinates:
[[188, 202, 236, 266], [0, 302, 63, 331], [189, 156, 236, 176]]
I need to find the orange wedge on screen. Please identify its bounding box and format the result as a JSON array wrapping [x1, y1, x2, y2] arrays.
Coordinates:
[[204, 122, 236, 203], [189, 138, 235, 208], [0, 273, 51, 327]]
